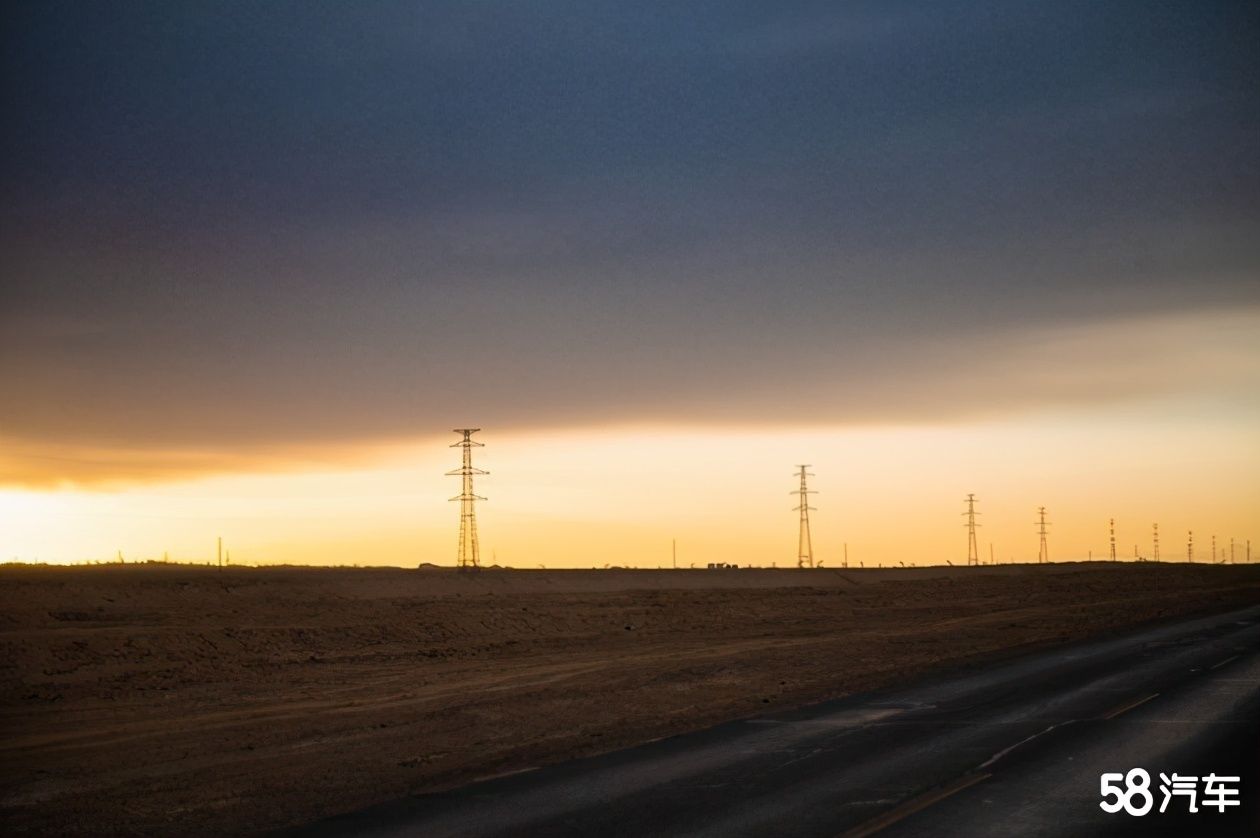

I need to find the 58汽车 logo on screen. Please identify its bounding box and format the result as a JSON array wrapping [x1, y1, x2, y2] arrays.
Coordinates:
[[1100, 769, 1239, 816]]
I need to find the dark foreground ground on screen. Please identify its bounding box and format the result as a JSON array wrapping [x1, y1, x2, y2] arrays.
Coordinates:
[[299, 604, 1260, 837], [2, 562, 1259, 835]]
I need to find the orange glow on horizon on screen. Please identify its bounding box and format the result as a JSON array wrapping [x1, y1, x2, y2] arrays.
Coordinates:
[[3, 398, 1257, 569]]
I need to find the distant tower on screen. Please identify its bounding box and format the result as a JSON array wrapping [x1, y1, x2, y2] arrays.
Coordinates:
[[1212, 534, 1217, 563], [447, 429, 488, 569], [1230, 537, 1235, 564], [963, 494, 981, 566], [1153, 523, 1160, 562], [1035, 506, 1050, 564], [1109, 519, 1117, 562], [792, 466, 816, 568], [1188, 530, 1193, 563]]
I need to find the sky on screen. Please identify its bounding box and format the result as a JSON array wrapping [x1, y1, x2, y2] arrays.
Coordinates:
[[2, 1, 1258, 566]]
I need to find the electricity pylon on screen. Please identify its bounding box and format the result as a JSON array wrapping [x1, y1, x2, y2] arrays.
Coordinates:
[[963, 494, 980, 566], [447, 429, 487, 569], [1153, 523, 1160, 562], [1109, 518, 1117, 562], [1035, 506, 1050, 564], [1188, 530, 1193, 563], [792, 465, 816, 568]]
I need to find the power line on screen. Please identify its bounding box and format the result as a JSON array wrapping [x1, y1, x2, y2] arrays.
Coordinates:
[[447, 429, 487, 570], [963, 494, 980, 567], [792, 465, 816, 568], [1035, 506, 1050, 564]]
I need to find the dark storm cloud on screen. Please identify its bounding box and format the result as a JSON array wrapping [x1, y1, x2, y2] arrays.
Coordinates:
[[2, 1, 1259, 478]]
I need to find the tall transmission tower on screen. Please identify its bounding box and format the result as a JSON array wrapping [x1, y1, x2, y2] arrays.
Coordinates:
[[1212, 534, 1217, 563], [447, 429, 488, 569], [1109, 519, 1117, 562], [1035, 506, 1050, 564], [1187, 530, 1193, 563], [792, 466, 816, 568], [1153, 523, 1160, 562], [963, 494, 981, 566]]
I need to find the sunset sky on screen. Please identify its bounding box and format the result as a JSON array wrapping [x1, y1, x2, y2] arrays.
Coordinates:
[[3, 2, 1258, 567]]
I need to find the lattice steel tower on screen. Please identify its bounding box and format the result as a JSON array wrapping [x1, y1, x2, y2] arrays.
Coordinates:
[[1109, 518, 1117, 562], [792, 465, 816, 568], [447, 429, 488, 569], [1153, 523, 1160, 562], [1035, 506, 1050, 564], [963, 494, 981, 566]]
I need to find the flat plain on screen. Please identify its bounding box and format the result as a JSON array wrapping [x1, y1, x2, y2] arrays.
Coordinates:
[[3, 562, 1259, 835]]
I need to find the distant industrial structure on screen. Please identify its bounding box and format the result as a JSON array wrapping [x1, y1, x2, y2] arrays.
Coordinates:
[[424, 435, 1251, 570], [1036, 506, 1050, 564], [963, 494, 980, 566], [793, 466, 816, 568], [448, 429, 487, 569]]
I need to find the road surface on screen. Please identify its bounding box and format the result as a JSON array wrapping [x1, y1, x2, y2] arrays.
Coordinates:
[[294, 604, 1260, 837]]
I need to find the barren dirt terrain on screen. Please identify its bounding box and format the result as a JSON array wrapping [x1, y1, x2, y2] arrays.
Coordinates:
[[2, 562, 1259, 835]]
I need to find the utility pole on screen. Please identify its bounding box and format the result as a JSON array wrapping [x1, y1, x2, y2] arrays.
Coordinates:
[[792, 466, 816, 568], [989, 542, 994, 565], [447, 429, 488, 570], [1188, 530, 1193, 563], [1153, 523, 1160, 562], [1212, 534, 1217, 563], [217, 536, 222, 569], [1109, 518, 1117, 562], [1035, 507, 1050, 564], [1230, 537, 1235, 564], [843, 542, 849, 568], [963, 494, 980, 566]]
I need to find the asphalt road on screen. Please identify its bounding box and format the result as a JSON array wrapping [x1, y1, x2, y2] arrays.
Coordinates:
[[295, 604, 1260, 838]]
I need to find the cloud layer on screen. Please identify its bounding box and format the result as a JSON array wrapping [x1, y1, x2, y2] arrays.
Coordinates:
[[3, 2, 1258, 485]]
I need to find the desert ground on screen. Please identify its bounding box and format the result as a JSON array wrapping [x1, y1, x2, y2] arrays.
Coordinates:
[[2, 562, 1259, 835]]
